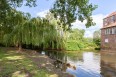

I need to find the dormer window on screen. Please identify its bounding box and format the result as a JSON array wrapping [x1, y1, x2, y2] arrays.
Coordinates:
[[111, 15, 115, 23], [104, 18, 108, 26]]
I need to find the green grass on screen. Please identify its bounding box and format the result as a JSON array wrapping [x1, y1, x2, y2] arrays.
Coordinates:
[[0, 48, 50, 77]]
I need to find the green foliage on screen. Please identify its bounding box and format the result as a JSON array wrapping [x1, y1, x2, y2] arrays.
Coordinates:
[[66, 41, 80, 51], [0, 0, 97, 50], [0, 0, 36, 47], [84, 38, 96, 47], [0, 0, 36, 26], [51, 0, 97, 29], [93, 30, 101, 46], [65, 29, 86, 51], [0, 11, 65, 50], [65, 29, 99, 51], [1, 0, 97, 30]]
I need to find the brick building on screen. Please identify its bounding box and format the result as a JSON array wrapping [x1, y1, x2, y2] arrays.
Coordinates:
[[101, 12, 116, 51]]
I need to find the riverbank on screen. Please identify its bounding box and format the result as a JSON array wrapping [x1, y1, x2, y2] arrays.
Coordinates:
[[0, 47, 74, 77], [66, 49, 100, 53]]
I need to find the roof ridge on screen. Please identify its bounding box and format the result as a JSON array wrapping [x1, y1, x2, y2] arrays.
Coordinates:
[[106, 11, 116, 18]]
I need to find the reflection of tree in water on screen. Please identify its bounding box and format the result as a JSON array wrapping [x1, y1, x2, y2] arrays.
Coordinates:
[[46, 51, 76, 72], [46, 51, 65, 60], [66, 52, 83, 62], [101, 53, 116, 77]]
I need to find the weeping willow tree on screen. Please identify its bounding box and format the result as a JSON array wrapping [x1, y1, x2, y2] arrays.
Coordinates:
[[0, 0, 97, 52], [2, 10, 65, 52], [0, 0, 36, 42], [45, 12, 66, 49], [0, 9, 20, 45], [3, 11, 30, 52]]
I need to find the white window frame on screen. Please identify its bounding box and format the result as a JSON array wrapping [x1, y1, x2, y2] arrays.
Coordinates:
[[104, 18, 107, 26], [112, 28, 114, 34], [108, 28, 110, 34], [114, 27, 116, 34]]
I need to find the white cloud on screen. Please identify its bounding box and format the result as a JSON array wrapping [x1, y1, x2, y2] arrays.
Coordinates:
[[71, 20, 87, 29], [71, 14, 107, 37], [36, 10, 49, 18]]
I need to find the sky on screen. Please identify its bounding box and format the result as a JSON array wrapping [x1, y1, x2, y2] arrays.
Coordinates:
[[17, 0, 116, 37]]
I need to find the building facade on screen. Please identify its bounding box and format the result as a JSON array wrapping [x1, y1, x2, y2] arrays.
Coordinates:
[[101, 12, 116, 51]]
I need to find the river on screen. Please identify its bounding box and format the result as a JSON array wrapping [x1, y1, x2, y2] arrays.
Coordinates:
[[42, 51, 116, 77]]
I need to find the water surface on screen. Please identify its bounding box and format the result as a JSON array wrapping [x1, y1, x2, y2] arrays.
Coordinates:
[[44, 51, 116, 77]]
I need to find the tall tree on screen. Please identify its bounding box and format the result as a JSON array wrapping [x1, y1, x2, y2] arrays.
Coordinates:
[[93, 30, 101, 46], [0, 0, 36, 24], [51, 0, 97, 29], [3, 11, 31, 52], [1, 0, 97, 30], [0, 0, 97, 51], [45, 12, 66, 49], [0, 0, 36, 44]]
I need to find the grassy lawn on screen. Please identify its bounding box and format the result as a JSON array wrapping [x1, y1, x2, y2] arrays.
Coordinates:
[[0, 47, 50, 77]]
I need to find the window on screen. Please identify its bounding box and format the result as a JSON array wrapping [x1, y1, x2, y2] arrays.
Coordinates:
[[111, 15, 115, 22], [106, 28, 109, 35], [104, 18, 107, 25], [114, 27, 116, 34], [112, 28, 115, 34], [108, 28, 110, 34], [106, 29, 108, 34], [110, 28, 112, 34], [104, 28, 116, 35], [105, 39, 108, 43], [105, 29, 107, 35]]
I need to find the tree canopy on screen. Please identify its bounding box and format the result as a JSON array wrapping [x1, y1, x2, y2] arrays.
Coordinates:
[[0, 10, 65, 51], [0, 0, 36, 23], [0, 0, 98, 51], [0, 0, 97, 30], [93, 30, 101, 46], [51, 0, 97, 29]]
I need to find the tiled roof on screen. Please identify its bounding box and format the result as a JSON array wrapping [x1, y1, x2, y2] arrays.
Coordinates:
[[105, 11, 116, 18], [101, 11, 116, 29]]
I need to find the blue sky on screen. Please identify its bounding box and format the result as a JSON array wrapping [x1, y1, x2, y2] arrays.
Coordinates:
[[17, 0, 116, 37]]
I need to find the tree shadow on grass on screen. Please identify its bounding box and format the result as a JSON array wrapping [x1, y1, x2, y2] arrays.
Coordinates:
[[0, 48, 49, 77]]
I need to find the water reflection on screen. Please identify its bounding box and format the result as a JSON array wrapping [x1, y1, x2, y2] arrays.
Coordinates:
[[44, 51, 116, 77], [101, 52, 116, 77], [66, 52, 101, 77]]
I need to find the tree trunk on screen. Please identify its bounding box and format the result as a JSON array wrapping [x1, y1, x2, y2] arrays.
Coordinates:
[[18, 43, 22, 53]]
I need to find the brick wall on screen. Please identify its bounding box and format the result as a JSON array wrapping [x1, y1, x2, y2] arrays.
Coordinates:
[[101, 28, 116, 51]]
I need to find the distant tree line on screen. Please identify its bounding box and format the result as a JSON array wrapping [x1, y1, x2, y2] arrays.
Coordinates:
[[65, 29, 101, 51]]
